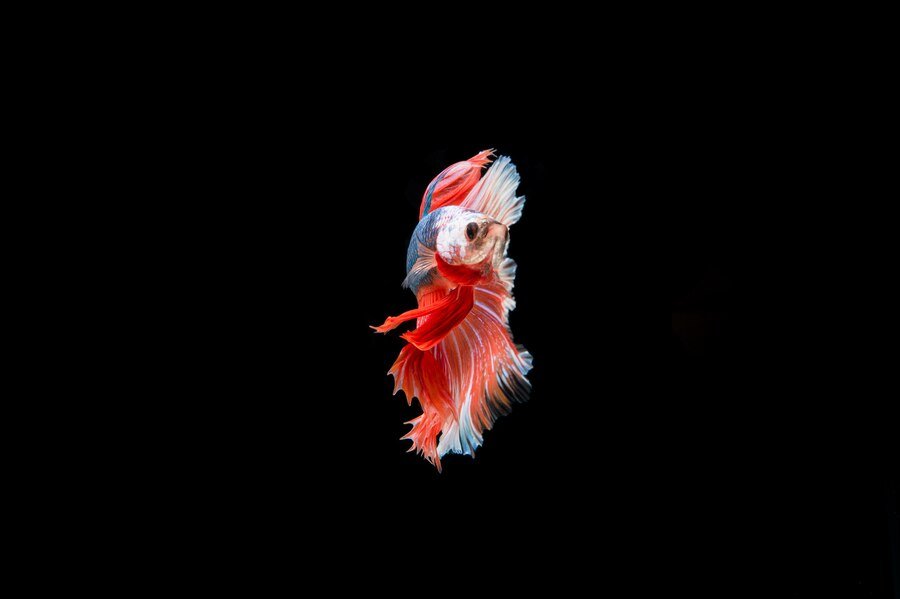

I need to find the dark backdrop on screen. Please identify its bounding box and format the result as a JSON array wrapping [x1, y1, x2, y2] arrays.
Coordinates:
[[168, 128, 895, 595]]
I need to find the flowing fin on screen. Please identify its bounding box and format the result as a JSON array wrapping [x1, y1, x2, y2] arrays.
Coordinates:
[[461, 155, 525, 226], [401, 286, 474, 351], [401, 243, 437, 289], [370, 286, 459, 333], [388, 344, 455, 471], [419, 149, 495, 219], [434, 278, 532, 457], [496, 256, 517, 293]]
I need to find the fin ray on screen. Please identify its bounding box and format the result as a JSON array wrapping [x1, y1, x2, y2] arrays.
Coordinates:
[[401, 286, 474, 351], [434, 280, 532, 457], [401, 243, 437, 289], [461, 155, 525, 226]]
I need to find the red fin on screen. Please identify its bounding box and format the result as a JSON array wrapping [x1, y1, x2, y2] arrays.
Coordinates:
[[402, 410, 444, 471], [433, 277, 533, 457], [401, 286, 474, 351], [388, 344, 454, 471], [419, 149, 495, 219], [467, 148, 496, 167], [371, 290, 459, 333]]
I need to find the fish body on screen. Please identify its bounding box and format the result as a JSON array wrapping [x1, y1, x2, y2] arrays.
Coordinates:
[[403, 206, 508, 294], [373, 150, 532, 470]]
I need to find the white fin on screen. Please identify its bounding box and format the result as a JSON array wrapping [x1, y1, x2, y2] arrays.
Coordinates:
[[497, 257, 517, 293], [461, 155, 526, 226], [432, 280, 532, 458], [401, 242, 437, 288]]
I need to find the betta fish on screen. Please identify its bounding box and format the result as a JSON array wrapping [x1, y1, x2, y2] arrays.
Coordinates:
[[372, 149, 532, 470]]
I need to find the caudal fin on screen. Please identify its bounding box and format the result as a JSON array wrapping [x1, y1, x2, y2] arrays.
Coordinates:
[[419, 149, 495, 219], [388, 344, 455, 471], [433, 278, 532, 458]]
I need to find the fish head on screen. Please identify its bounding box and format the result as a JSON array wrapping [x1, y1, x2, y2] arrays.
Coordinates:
[[435, 208, 508, 269]]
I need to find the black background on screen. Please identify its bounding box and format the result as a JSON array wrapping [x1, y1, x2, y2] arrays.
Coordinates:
[[164, 124, 896, 594], [38, 15, 893, 594]]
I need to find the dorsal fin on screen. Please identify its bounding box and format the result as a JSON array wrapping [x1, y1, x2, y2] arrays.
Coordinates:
[[460, 155, 525, 226]]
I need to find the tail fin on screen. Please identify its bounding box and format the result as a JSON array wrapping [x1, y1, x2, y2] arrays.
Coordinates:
[[433, 276, 532, 458], [388, 344, 454, 470], [419, 149, 495, 219]]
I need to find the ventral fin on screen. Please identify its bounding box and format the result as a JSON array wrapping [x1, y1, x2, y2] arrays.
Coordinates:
[[371, 286, 457, 334], [401, 286, 474, 351]]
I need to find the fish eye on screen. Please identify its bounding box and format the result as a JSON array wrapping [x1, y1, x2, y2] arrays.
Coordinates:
[[465, 222, 479, 241]]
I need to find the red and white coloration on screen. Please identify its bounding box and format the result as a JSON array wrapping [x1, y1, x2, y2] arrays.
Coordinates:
[[372, 150, 532, 470]]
